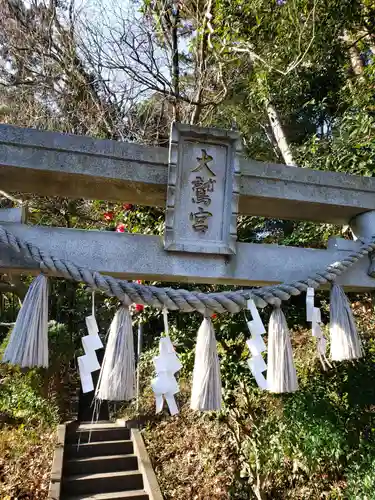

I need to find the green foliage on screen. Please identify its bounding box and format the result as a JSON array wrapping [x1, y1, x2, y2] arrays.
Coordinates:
[[214, 302, 375, 499], [346, 445, 375, 500], [299, 84, 375, 177], [0, 323, 72, 426], [0, 364, 59, 426]]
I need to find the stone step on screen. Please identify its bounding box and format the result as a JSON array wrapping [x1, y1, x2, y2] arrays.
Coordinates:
[[65, 454, 138, 475], [63, 490, 149, 500], [62, 471, 144, 496], [65, 441, 134, 459], [76, 422, 121, 430], [66, 427, 131, 444]]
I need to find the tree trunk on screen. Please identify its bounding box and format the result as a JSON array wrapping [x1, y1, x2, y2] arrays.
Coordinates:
[[265, 101, 297, 166], [369, 36, 375, 56], [190, 1, 211, 125], [348, 44, 364, 76], [250, 60, 296, 166], [252, 486, 267, 500], [170, 5, 180, 122], [342, 31, 364, 76]]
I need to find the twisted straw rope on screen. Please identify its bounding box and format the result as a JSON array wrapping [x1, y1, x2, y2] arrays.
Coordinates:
[[0, 225, 374, 314]]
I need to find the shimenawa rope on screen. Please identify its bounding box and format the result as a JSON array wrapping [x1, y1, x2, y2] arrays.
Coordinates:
[[0, 226, 374, 314]]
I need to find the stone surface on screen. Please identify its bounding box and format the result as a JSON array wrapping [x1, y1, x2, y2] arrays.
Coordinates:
[[0, 124, 168, 207], [0, 207, 25, 223], [1, 223, 374, 290], [61, 424, 153, 500], [165, 123, 241, 254], [48, 424, 66, 500], [350, 210, 375, 240], [131, 429, 163, 500], [327, 237, 361, 251], [2, 124, 375, 223], [349, 211, 375, 278]]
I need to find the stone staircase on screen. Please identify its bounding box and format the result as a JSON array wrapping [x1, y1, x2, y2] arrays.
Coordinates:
[[49, 422, 162, 500]]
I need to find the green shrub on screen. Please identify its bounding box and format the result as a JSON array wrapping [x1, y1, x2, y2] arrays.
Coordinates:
[[0, 364, 59, 426]]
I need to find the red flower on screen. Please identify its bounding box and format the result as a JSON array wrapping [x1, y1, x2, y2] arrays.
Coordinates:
[[123, 203, 133, 211], [116, 223, 126, 233], [103, 211, 114, 221], [211, 314, 217, 319], [136, 279, 143, 284], [135, 304, 144, 312]]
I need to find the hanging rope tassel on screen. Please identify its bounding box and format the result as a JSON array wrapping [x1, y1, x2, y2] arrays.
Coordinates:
[[330, 284, 362, 361], [190, 316, 222, 411], [266, 307, 298, 394], [96, 305, 135, 401], [3, 274, 49, 368]]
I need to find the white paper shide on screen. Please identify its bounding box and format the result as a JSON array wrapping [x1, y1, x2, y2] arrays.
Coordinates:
[[151, 336, 182, 415], [246, 299, 267, 389], [78, 313, 103, 393]]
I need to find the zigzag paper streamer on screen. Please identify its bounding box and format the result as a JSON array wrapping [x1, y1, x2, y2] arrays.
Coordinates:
[[308, 295, 332, 369], [151, 309, 182, 415], [78, 293, 103, 393], [246, 299, 267, 390], [306, 287, 315, 322]]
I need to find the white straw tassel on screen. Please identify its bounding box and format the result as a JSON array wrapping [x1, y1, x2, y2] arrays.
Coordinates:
[[3, 274, 49, 368], [330, 284, 362, 361], [96, 306, 135, 401], [190, 317, 222, 411], [266, 307, 298, 393]]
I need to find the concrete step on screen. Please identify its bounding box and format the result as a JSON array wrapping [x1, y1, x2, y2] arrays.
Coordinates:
[[62, 471, 144, 496], [63, 490, 149, 499], [75, 422, 122, 430], [66, 427, 131, 444], [65, 454, 138, 475], [65, 441, 134, 459]]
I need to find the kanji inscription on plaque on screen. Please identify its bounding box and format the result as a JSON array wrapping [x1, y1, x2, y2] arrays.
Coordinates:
[[189, 149, 217, 233], [191, 149, 216, 176], [191, 176, 215, 206], [164, 123, 241, 255], [190, 206, 213, 233]]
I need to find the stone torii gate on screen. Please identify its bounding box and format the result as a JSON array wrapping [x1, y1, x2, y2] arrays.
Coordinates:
[[3, 121, 374, 500], [0, 122, 375, 292]]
